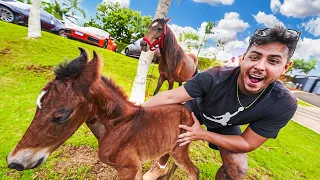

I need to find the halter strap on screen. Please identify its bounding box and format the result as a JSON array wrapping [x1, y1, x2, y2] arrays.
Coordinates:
[[143, 24, 166, 51]]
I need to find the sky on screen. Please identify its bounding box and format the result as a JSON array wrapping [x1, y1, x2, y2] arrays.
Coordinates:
[[78, 0, 320, 76]]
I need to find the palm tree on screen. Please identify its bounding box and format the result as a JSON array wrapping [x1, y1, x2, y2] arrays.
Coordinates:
[[28, 0, 41, 38], [129, 0, 173, 103]]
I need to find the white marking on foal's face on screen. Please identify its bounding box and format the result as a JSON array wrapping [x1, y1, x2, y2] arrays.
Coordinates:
[[151, 22, 158, 27], [36, 90, 47, 109]]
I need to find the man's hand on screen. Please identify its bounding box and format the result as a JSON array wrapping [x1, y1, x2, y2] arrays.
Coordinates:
[[177, 112, 205, 146]]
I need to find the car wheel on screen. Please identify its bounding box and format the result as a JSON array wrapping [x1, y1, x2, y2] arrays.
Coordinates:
[[58, 30, 67, 38], [125, 48, 130, 56], [0, 6, 15, 23], [114, 47, 118, 52]]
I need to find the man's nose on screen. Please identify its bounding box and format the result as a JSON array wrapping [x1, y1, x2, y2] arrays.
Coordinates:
[[254, 59, 266, 71]]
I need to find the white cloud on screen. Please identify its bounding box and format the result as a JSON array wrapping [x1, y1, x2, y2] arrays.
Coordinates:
[[102, 0, 130, 8], [167, 13, 249, 59], [301, 17, 320, 37], [192, 0, 234, 6], [272, 0, 320, 18], [293, 37, 320, 61], [270, 0, 281, 13], [253, 11, 286, 28], [209, 12, 250, 42]]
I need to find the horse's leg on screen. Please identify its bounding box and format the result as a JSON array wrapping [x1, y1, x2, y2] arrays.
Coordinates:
[[168, 79, 174, 90], [117, 165, 142, 180], [168, 145, 199, 180], [178, 82, 182, 87], [154, 76, 165, 95], [113, 152, 142, 180]]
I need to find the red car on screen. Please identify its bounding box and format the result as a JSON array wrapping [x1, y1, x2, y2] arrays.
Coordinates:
[[64, 25, 118, 52]]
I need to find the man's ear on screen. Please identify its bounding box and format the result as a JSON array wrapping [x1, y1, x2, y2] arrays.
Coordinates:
[[164, 18, 171, 24], [283, 61, 292, 74], [76, 51, 103, 93]]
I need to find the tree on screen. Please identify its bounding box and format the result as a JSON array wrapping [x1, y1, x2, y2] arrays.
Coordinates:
[[93, 2, 152, 43], [28, 0, 41, 38], [292, 58, 317, 75], [129, 0, 172, 103], [178, 32, 199, 52], [42, 0, 86, 24], [197, 21, 215, 57]]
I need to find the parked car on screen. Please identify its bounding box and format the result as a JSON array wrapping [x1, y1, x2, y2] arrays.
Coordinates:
[[64, 24, 118, 52], [0, 0, 65, 36], [124, 38, 160, 63]]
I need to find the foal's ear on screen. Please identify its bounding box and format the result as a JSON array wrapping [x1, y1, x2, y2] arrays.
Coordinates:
[[77, 50, 102, 87], [164, 18, 171, 24]]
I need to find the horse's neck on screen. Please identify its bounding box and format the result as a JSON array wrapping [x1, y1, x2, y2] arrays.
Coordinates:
[[87, 85, 140, 140], [159, 29, 185, 72]]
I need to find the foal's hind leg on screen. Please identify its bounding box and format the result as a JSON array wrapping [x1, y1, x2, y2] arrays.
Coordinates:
[[169, 145, 199, 180]]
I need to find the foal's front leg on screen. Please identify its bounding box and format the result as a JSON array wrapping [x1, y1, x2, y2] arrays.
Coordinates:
[[116, 165, 142, 180]]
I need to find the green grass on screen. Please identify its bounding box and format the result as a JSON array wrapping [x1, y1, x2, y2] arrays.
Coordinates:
[[297, 99, 317, 107], [1, 21, 320, 179]]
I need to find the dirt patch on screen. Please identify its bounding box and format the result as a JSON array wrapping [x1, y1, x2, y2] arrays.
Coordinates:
[[26, 65, 54, 73], [37, 144, 119, 179], [0, 48, 10, 55]]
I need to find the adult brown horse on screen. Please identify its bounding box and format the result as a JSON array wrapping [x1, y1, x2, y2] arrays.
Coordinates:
[[6, 48, 199, 180], [140, 18, 198, 95]]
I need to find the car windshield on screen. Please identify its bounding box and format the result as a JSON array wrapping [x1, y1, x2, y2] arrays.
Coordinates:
[[84, 27, 110, 38], [135, 38, 143, 44]]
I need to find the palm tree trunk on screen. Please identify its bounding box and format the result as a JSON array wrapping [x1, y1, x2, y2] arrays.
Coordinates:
[[129, 0, 172, 103], [28, 0, 41, 38]]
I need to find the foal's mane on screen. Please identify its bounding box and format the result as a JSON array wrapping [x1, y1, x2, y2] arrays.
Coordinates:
[[53, 53, 129, 101], [157, 19, 185, 73]]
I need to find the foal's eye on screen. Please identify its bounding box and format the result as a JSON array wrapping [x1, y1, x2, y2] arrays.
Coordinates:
[[53, 107, 73, 124]]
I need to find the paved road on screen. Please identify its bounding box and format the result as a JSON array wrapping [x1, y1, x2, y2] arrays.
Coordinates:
[[293, 91, 320, 107], [292, 105, 320, 134]]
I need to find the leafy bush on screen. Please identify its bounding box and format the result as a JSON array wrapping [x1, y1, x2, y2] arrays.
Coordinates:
[[116, 41, 128, 53], [197, 57, 223, 71]]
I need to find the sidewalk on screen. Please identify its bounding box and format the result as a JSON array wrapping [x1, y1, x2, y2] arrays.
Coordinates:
[[292, 105, 320, 134]]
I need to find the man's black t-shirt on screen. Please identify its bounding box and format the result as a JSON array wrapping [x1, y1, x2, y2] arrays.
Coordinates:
[[183, 66, 297, 138]]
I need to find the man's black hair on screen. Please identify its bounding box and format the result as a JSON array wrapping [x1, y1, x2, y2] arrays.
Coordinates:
[[246, 26, 300, 62]]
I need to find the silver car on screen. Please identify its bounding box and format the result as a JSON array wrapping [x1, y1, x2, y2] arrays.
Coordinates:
[[124, 38, 160, 63]]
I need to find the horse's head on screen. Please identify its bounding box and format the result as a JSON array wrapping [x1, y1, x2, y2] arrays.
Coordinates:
[[140, 18, 171, 51], [7, 48, 102, 171]]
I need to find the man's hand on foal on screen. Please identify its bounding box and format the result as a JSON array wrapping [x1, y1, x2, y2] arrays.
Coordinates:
[[177, 112, 205, 146]]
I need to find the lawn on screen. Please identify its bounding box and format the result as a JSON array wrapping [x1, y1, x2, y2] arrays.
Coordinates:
[[0, 21, 320, 179]]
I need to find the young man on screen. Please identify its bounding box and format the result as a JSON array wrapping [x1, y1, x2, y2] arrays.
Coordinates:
[[142, 26, 301, 179]]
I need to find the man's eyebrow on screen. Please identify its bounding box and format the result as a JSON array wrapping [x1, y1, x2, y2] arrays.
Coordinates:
[[249, 51, 262, 55], [269, 54, 283, 59], [250, 51, 283, 59]]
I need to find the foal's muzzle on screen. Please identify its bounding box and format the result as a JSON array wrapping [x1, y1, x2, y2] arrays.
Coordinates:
[[8, 162, 24, 171]]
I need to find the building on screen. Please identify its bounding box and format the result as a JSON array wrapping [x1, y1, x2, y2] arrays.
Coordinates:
[[294, 75, 320, 94]]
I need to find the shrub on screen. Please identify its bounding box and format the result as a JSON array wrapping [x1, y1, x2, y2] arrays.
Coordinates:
[[197, 57, 223, 71]]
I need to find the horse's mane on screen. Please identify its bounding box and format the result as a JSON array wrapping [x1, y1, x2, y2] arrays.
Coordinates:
[[54, 56, 129, 102], [157, 19, 185, 73]]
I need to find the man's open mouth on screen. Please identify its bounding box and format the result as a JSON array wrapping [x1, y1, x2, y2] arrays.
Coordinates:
[[248, 74, 264, 84]]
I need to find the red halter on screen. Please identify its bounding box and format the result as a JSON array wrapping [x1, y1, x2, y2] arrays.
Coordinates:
[[143, 24, 166, 51]]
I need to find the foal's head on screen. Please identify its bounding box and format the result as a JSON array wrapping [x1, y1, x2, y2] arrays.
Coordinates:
[[140, 18, 171, 51], [7, 48, 102, 171]]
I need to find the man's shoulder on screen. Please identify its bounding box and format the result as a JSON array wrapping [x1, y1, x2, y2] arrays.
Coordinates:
[[205, 66, 239, 82], [269, 80, 297, 106]]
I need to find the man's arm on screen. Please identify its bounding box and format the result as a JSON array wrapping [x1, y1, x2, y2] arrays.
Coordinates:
[[178, 113, 268, 153], [142, 86, 193, 108]]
